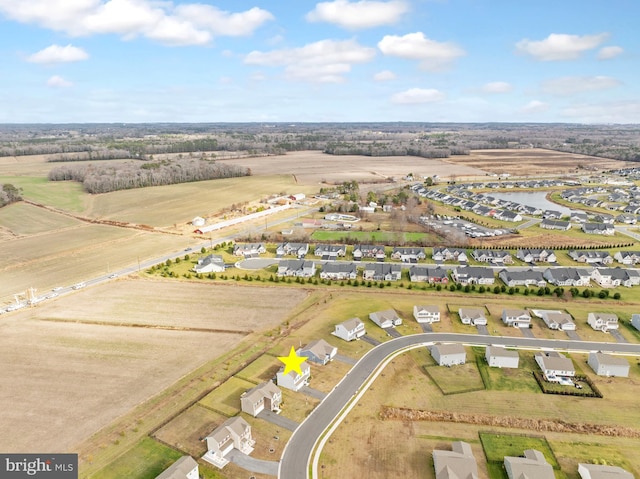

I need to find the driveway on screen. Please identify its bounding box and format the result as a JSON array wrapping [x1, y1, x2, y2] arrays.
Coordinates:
[[476, 324, 490, 335], [300, 386, 327, 400], [609, 329, 628, 343], [387, 328, 402, 338], [520, 327, 535, 338], [361, 335, 381, 346], [420, 323, 433, 333], [257, 410, 299, 432], [334, 354, 357, 365], [566, 330, 581, 341], [228, 449, 279, 476]]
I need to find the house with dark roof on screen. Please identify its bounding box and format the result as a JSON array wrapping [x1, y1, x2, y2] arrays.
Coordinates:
[[233, 243, 266, 258], [193, 254, 225, 274], [568, 250, 613, 264], [543, 267, 591, 287], [314, 244, 347, 259], [277, 260, 316, 277], [471, 249, 513, 264], [613, 250, 640, 265], [591, 267, 640, 287], [362, 263, 402, 281], [452, 266, 495, 285], [582, 222, 615, 235], [352, 244, 386, 261], [320, 262, 357, 280], [516, 248, 557, 263], [432, 247, 467, 262], [499, 269, 546, 288], [540, 219, 571, 230], [390, 247, 426, 262], [409, 266, 449, 283]]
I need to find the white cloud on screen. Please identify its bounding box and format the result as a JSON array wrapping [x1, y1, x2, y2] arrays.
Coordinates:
[[598, 45, 623, 60], [27, 44, 89, 64], [373, 70, 396, 81], [481, 81, 512, 94], [378, 32, 465, 71], [46, 75, 73, 88], [541, 76, 621, 96], [244, 39, 376, 83], [521, 100, 549, 113], [391, 88, 445, 104], [562, 101, 640, 123], [0, 0, 273, 46], [515, 33, 608, 61], [306, 0, 408, 30]]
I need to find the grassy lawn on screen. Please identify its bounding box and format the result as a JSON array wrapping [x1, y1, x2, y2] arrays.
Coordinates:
[[198, 377, 256, 416], [424, 359, 485, 395], [235, 354, 281, 384], [90, 437, 182, 479], [311, 230, 434, 244], [1, 175, 88, 212], [474, 348, 540, 393], [479, 432, 559, 468]]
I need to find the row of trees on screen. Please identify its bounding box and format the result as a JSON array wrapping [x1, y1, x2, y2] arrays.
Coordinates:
[[48, 158, 249, 194], [0, 183, 22, 208], [323, 141, 469, 158]]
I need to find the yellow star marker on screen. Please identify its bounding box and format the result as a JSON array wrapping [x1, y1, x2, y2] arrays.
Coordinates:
[[278, 346, 307, 375]]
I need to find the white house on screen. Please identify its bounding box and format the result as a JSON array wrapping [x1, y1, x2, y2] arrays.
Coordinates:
[[578, 463, 634, 479], [587, 312, 619, 332], [333, 317, 365, 341], [533, 310, 576, 331], [156, 456, 199, 479], [240, 382, 282, 417], [614, 250, 640, 265], [458, 307, 487, 326], [369, 309, 402, 328], [485, 347, 519, 368], [587, 352, 629, 377], [413, 305, 440, 323], [534, 351, 575, 381], [501, 309, 531, 328], [276, 362, 311, 392], [193, 254, 225, 274], [298, 339, 337, 365], [203, 416, 255, 469], [430, 343, 466, 366], [277, 260, 316, 277]]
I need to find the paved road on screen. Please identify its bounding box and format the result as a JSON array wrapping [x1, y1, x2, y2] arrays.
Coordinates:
[[278, 332, 640, 479]]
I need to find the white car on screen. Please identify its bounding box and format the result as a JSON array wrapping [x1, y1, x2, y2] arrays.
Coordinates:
[[52, 286, 63, 292], [48, 293, 59, 299], [72, 282, 86, 290], [109, 273, 118, 279]]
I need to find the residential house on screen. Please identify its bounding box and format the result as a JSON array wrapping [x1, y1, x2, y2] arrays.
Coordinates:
[[579, 464, 634, 479], [352, 244, 386, 261], [193, 254, 225, 274], [276, 362, 311, 392], [333, 317, 365, 342], [516, 248, 557, 263], [614, 250, 640, 265], [409, 266, 449, 283], [314, 244, 347, 259], [499, 269, 546, 288], [432, 247, 468, 262], [369, 309, 402, 328], [240, 382, 282, 417], [277, 260, 316, 277], [276, 242, 309, 258], [502, 309, 531, 328], [430, 343, 466, 366], [587, 312, 619, 332], [542, 210, 563, 219], [432, 441, 479, 479], [616, 213, 637, 224], [232, 243, 266, 257], [594, 213, 615, 224], [495, 210, 522, 222], [298, 339, 337, 365], [504, 450, 555, 479], [540, 218, 571, 230], [471, 249, 513, 264], [203, 416, 255, 469], [568, 250, 613, 264], [452, 266, 495, 285], [570, 211, 589, 223], [458, 307, 487, 326], [362, 263, 402, 281], [320, 262, 357, 280], [391, 247, 426, 263], [535, 351, 575, 381], [631, 314, 640, 332], [587, 352, 629, 377], [413, 305, 440, 323], [591, 268, 640, 287], [543, 268, 591, 287], [533, 310, 576, 331], [156, 456, 199, 479], [582, 222, 615, 235], [485, 346, 519, 368]]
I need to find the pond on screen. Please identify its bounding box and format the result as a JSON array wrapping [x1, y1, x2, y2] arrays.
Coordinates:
[[489, 191, 573, 216]]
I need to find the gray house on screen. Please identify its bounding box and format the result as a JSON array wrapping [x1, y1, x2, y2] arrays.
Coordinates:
[[430, 343, 466, 366], [298, 339, 337, 365], [277, 260, 316, 277], [587, 352, 629, 377], [156, 456, 199, 479], [320, 262, 357, 280], [432, 441, 479, 479], [459, 307, 487, 326], [578, 463, 634, 479], [485, 346, 519, 368], [504, 449, 554, 479], [499, 269, 546, 288], [631, 314, 640, 332], [452, 266, 495, 285], [362, 263, 402, 281], [240, 382, 282, 417], [369, 309, 402, 328]]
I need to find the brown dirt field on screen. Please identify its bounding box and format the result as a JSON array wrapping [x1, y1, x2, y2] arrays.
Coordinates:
[[0, 280, 308, 454], [448, 148, 639, 176], [217, 150, 489, 185]]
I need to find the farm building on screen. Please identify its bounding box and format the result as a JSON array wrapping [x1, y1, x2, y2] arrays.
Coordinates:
[[587, 352, 629, 377], [485, 347, 519, 368], [333, 317, 365, 342], [430, 344, 466, 366]]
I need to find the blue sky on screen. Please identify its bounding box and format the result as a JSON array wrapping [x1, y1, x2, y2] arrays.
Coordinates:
[[0, 0, 638, 123]]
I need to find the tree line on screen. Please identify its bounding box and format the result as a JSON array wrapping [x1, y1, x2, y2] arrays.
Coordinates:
[[0, 183, 22, 208], [48, 158, 250, 194]]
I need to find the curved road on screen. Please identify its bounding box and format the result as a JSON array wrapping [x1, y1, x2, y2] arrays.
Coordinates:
[[278, 333, 640, 479]]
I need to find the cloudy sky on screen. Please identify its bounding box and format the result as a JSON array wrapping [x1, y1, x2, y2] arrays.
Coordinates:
[[0, 0, 638, 123]]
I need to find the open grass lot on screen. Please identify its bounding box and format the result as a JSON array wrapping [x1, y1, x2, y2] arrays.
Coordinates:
[[89, 437, 183, 479], [0, 175, 88, 212], [447, 149, 637, 176], [199, 377, 255, 416], [311, 230, 436, 244], [479, 432, 559, 467], [0, 201, 81, 237], [474, 348, 540, 393], [218, 150, 488, 185], [425, 359, 485, 395]]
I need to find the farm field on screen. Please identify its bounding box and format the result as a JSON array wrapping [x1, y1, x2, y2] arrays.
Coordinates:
[[0, 280, 308, 455], [0, 201, 81, 237], [447, 148, 638, 176]]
